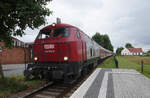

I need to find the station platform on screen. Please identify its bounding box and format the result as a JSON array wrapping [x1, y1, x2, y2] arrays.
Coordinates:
[[70, 68, 150, 98]]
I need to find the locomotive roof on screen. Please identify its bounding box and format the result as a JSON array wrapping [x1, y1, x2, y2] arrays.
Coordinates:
[[41, 23, 75, 31]]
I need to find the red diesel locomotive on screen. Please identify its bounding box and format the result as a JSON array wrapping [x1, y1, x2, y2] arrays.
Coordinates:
[[24, 22, 112, 82]]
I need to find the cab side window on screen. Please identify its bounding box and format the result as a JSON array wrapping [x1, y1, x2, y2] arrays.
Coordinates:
[[37, 29, 51, 39], [76, 30, 81, 39]]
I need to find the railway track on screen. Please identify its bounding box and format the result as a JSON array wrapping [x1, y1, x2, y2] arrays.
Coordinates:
[[22, 69, 95, 98], [21, 57, 109, 98]]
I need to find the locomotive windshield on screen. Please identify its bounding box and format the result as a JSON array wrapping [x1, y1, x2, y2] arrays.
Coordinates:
[[37, 29, 51, 39], [53, 28, 70, 38]]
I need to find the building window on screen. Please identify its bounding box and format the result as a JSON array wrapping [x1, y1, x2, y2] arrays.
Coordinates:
[[0, 45, 2, 52], [18, 42, 21, 47], [16, 41, 18, 47], [13, 41, 15, 46]]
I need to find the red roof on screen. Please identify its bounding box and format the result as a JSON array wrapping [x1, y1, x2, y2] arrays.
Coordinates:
[[128, 48, 143, 53]]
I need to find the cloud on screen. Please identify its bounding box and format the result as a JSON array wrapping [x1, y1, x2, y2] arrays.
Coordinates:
[[18, 0, 150, 51]]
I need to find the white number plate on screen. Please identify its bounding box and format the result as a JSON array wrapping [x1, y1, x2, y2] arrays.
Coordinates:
[[44, 44, 54, 49]]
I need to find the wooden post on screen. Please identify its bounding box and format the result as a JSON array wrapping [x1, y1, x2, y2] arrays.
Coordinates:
[[24, 48, 27, 70], [0, 57, 4, 79], [0, 46, 4, 79], [141, 60, 143, 73]]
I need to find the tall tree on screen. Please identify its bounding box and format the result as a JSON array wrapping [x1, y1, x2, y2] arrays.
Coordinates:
[[0, 0, 52, 47], [92, 32, 103, 45], [125, 43, 134, 48], [92, 32, 113, 51], [116, 47, 124, 55], [103, 34, 113, 51], [0, 0, 52, 78]]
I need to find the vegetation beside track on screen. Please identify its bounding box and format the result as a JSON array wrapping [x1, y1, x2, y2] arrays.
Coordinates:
[[98, 56, 116, 68], [98, 56, 150, 78], [0, 75, 44, 98]]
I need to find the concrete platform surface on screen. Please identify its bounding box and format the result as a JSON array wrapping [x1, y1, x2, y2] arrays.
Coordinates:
[[70, 68, 150, 98]]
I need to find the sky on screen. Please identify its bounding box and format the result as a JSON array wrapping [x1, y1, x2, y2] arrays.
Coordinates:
[[17, 0, 150, 52]]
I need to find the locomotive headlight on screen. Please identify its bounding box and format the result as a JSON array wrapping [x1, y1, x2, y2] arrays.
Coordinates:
[[64, 56, 68, 61], [52, 23, 56, 27], [34, 57, 38, 61]]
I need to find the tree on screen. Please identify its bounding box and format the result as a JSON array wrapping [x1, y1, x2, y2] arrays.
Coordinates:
[[125, 43, 134, 48], [116, 47, 124, 55], [0, 0, 52, 47], [0, 0, 52, 78], [92, 32, 103, 45], [147, 50, 150, 53], [102, 34, 113, 51], [92, 32, 114, 51]]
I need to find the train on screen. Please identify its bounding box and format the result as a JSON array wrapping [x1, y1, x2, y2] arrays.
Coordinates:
[[24, 20, 113, 82]]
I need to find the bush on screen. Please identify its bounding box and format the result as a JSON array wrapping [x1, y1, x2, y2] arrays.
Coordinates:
[[0, 75, 44, 98]]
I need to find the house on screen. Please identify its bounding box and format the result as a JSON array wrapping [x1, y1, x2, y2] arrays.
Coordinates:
[[0, 37, 33, 64], [121, 48, 143, 56]]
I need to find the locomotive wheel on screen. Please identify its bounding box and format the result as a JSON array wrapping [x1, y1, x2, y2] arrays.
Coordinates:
[[24, 70, 34, 81], [26, 74, 34, 81], [81, 67, 88, 76], [24, 70, 41, 80]]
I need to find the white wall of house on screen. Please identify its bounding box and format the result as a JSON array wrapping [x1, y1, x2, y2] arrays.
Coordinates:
[[121, 48, 143, 56], [140, 52, 143, 55], [121, 48, 131, 56]]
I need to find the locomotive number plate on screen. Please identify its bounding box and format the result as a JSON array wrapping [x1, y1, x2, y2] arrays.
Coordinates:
[[44, 44, 55, 49]]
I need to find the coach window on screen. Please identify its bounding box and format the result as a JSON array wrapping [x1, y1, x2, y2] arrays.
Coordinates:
[[76, 30, 81, 39], [90, 48, 92, 57], [37, 29, 51, 39]]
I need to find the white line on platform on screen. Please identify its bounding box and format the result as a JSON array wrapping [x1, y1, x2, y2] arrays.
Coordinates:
[[70, 68, 101, 98], [98, 72, 109, 98], [98, 71, 140, 98], [111, 72, 140, 75], [71, 68, 142, 98]]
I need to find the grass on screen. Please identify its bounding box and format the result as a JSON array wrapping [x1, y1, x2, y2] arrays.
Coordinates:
[[98, 56, 150, 78], [0, 75, 44, 98], [98, 56, 116, 68]]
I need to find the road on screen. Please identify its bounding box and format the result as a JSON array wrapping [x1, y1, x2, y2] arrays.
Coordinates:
[[2, 64, 25, 76]]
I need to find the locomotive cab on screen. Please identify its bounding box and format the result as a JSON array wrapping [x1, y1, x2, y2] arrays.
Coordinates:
[[24, 23, 83, 82], [34, 26, 71, 62]]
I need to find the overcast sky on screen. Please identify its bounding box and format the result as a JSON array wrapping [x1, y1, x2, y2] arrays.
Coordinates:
[[17, 0, 150, 52]]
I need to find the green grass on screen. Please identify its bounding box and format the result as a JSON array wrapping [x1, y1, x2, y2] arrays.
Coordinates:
[[98, 56, 150, 78], [98, 57, 116, 68], [0, 75, 44, 98]]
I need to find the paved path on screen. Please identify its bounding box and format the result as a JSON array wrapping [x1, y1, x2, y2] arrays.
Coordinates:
[[2, 64, 25, 76], [70, 68, 150, 98], [2, 64, 25, 70]]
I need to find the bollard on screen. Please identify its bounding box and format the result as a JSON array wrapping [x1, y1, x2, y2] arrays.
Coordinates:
[[141, 60, 143, 73]]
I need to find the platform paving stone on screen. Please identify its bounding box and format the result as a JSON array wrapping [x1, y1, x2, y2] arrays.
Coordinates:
[[70, 68, 150, 98]]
